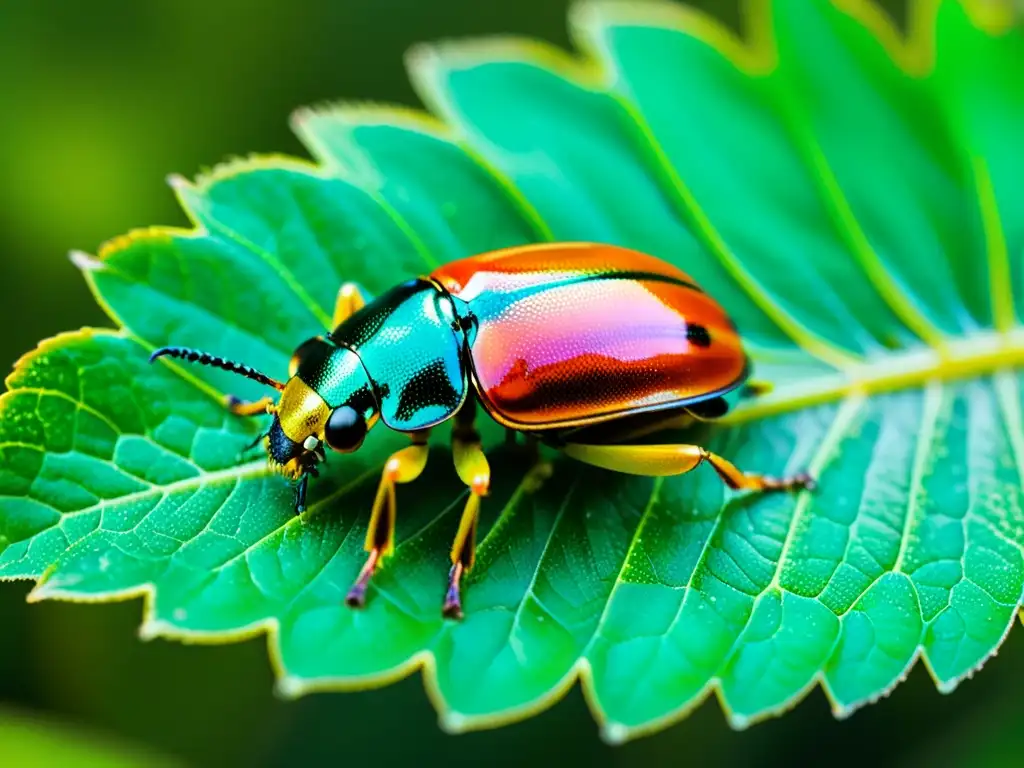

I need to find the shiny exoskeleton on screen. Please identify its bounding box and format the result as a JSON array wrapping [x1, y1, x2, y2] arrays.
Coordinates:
[[151, 243, 813, 619]]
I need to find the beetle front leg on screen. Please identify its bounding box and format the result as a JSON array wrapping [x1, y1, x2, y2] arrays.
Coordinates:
[[345, 431, 430, 608], [226, 396, 276, 462], [333, 282, 368, 328], [561, 443, 815, 492], [224, 395, 276, 417]]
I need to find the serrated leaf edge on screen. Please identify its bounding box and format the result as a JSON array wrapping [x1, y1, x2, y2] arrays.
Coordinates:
[[404, 32, 867, 373], [289, 100, 556, 243], [570, 0, 959, 354]]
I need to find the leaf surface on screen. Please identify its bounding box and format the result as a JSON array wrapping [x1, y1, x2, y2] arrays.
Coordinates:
[[2, 0, 1023, 742]]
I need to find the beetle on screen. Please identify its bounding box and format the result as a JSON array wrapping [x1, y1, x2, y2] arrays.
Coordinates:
[[151, 242, 814, 619]]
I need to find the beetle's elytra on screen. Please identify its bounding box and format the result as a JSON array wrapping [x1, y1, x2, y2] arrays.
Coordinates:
[[151, 242, 814, 619]]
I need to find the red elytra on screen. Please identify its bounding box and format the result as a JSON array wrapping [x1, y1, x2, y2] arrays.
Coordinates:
[[430, 242, 748, 430]]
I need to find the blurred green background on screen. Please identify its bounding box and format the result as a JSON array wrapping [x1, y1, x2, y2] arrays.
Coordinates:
[[1, 0, 1021, 765]]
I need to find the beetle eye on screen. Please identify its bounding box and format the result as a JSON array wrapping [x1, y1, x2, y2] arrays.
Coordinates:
[[324, 406, 367, 453], [290, 337, 328, 378]]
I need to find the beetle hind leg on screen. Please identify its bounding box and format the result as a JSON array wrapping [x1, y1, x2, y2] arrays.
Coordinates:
[[702, 450, 815, 492], [562, 443, 814, 492], [345, 432, 430, 609]]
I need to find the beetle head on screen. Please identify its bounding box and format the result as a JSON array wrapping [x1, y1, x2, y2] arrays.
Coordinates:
[[149, 341, 380, 485], [265, 375, 332, 480], [275, 339, 381, 472]]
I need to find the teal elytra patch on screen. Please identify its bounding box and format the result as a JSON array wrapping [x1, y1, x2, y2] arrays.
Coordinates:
[[333, 280, 467, 431]]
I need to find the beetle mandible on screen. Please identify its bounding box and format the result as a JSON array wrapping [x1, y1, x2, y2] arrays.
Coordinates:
[[151, 242, 814, 619]]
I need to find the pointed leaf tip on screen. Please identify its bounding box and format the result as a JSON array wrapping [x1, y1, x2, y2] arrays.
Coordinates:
[[600, 723, 629, 745], [68, 250, 103, 271], [290, 105, 314, 128], [274, 676, 305, 700], [166, 172, 190, 190]]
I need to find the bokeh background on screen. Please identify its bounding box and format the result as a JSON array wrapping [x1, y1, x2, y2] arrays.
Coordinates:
[[1, 0, 1022, 765]]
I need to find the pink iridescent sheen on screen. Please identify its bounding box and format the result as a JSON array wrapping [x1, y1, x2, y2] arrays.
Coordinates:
[[432, 243, 747, 430]]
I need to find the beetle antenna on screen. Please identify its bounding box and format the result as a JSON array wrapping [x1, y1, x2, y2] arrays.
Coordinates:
[[150, 347, 286, 391]]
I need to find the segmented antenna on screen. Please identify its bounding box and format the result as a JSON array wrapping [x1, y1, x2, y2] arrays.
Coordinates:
[[149, 347, 286, 391]]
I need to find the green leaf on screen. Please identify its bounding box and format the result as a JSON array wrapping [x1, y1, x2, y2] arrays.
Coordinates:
[[2, 0, 1023, 744]]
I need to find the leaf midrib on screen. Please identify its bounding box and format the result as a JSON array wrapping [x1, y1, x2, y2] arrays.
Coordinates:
[[727, 328, 1024, 425]]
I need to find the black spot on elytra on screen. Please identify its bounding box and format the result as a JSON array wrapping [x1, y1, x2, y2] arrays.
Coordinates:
[[394, 359, 461, 422], [686, 324, 712, 348]]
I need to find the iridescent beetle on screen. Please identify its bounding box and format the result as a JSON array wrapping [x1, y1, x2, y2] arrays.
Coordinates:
[[151, 243, 814, 619]]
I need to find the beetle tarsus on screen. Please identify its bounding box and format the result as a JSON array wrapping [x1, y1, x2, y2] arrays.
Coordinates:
[[760, 470, 816, 493], [442, 563, 465, 621], [294, 474, 309, 516], [789, 472, 816, 492], [346, 549, 380, 608]]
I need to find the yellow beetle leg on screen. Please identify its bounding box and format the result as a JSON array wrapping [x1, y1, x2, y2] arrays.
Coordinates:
[[333, 282, 368, 328], [562, 443, 814, 492], [701, 450, 814, 492], [445, 403, 491, 620], [224, 395, 276, 417], [741, 379, 775, 398], [346, 430, 430, 609]]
